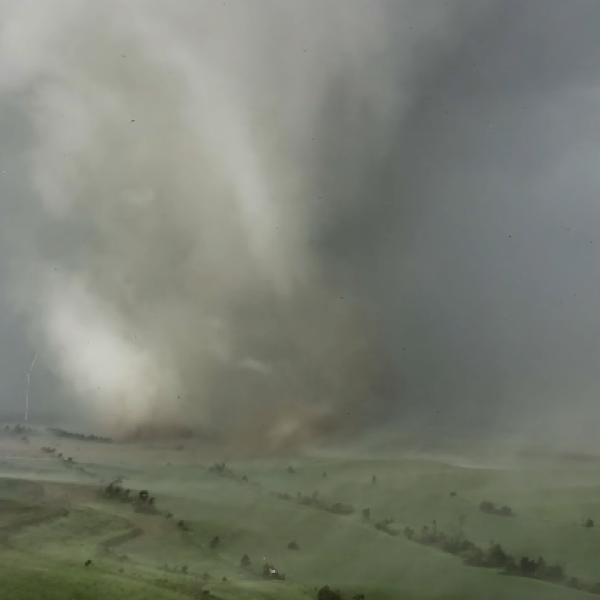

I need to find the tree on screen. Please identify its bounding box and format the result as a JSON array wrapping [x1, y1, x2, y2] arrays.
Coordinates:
[[317, 586, 343, 600]]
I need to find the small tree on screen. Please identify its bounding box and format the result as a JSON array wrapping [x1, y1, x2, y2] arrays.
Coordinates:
[[317, 586, 343, 600]]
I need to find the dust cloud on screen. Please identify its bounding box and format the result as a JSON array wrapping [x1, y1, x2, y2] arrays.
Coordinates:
[[0, 1, 488, 450]]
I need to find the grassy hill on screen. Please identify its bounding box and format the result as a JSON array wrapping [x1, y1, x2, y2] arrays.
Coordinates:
[[1, 431, 600, 599]]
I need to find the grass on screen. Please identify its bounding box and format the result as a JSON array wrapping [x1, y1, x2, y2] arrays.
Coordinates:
[[0, 555, 187, 600], [1, 437, 600, 599]]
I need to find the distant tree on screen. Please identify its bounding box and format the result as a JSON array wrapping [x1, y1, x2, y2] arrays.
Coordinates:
[[584, 518, 595, 528], [181, 565, 188, 574], [371, 475, 377, 485], [241, 554, 251, 568], [450, 491, 457, 497], [362, 508, 370, 521], [209, 535, 220, 550], [330, 502, 354, 515], [486, 542, 510, 568], [480, 500, 514, 517], [317, 585, 343, 600], [288, 541, 299, 550], [519, 556, 538, 577]]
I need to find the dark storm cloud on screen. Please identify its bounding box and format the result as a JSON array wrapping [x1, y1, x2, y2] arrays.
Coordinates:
[[330, 0, 600, 444], [1, 0, 600, 451]]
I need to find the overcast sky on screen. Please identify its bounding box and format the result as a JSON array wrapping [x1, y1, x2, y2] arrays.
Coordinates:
[[1, 1, 600, 449]]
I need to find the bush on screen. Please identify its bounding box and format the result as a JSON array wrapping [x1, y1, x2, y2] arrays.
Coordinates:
[[329, 502, 354, 516], [318, 586, 343, 600], [480, 500, 514, 517]]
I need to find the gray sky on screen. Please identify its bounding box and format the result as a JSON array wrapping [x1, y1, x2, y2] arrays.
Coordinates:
[[1, 0, 600, 449]]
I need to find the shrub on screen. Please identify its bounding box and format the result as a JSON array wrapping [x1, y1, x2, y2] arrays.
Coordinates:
[[317, 586, 343, 600]]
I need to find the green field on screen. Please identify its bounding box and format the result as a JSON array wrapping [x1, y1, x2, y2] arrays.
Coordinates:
[[1, 433, 600, 599]]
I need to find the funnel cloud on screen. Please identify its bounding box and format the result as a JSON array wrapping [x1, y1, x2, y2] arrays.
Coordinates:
[[0, 0, 480, 447]]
